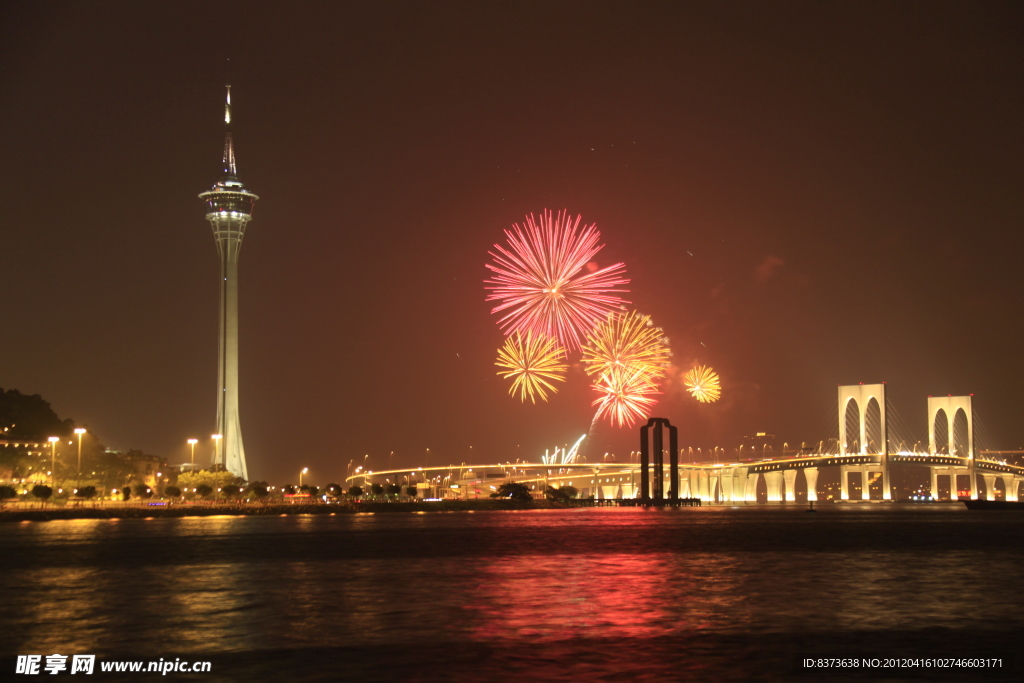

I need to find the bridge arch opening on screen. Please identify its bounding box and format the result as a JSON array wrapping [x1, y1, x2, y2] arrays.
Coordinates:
[[843, 398, 861, 453], [952, 408, 970, 457], [933, 410, 949, 454], [864, 397, 882, 454]]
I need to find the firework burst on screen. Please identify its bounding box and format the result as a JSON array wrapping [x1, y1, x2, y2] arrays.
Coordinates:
[[581, 309, 671, 383], [484, 209, 630, 351], [495, 331, 568, 403], [591, 367, 660, 428], [684, 365, 721, 403]]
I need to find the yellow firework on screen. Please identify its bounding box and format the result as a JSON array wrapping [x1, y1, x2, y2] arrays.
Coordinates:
[[591, 367, 660, 428], [684, 365, 721, 403], [495, 331, 568, 403], [581, 310, 671, 384]]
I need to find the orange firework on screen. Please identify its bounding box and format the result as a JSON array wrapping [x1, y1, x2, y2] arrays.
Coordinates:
[[591, 367, 660, 428], [684, 365, 721, 403], [495, 331, 568, 403], [581, 309, 670, 383]]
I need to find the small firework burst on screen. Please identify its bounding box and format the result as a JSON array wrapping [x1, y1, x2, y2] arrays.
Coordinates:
[[684, 365, 721, 403], [495, 331, 568, 403]]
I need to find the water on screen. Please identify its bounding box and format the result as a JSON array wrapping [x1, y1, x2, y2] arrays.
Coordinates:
[[1, 505, 1021, 681]]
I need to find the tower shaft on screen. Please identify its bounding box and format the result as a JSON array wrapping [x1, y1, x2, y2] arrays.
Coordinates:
[[212, 214, 247, 479]]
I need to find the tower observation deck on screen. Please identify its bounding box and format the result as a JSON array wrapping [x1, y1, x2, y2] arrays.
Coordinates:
[[198, 85, 257, 480]]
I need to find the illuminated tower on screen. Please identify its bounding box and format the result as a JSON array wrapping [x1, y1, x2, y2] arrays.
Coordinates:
[[199, 85, 257, 480]]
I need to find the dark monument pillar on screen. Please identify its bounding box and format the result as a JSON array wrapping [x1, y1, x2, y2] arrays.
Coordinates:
[[639, 417, 679, 505]]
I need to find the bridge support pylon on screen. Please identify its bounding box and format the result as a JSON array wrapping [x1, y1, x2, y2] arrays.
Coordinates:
[[981, 473, 997, 501], [783, 470, 797, 502], [804, 468, 819, 502], [765, 471, 784, 502], [1003, 475, 1019, 502], [720, 472, 733, 502]]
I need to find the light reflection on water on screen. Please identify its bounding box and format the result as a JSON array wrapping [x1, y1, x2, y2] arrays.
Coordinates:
[[1, 506, 1021, 680]]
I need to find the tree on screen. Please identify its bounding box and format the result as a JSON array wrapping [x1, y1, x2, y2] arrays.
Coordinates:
[[221, 485, 241, 501], [406, 486, 417, 498], [195, 484, 213, 499], [546, 485, 578, 502], [386, 483, 402, 498], [370, 483, 384, 497], [491, 482, 532, 501], [121, 487, 131, 502], [32, 484, 53, 504], [347, 485, 363, 498], [78, 485, 97, 501], [133, 485, 153, 500], [177, 470, 239, 494], [0, 485, 17, 507], [248, 485, 268, 502], [282, 485, 296, 496], [325, 483, 343, 498], [164, 486, 181, 498], [0, 388, 73, 440]]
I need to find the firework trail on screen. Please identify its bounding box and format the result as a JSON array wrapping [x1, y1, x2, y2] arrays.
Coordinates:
[[581, 309, 670, 383], [484, 209, 630, 351], [683, 365, 721, 403], [495, 331, 568, 403]]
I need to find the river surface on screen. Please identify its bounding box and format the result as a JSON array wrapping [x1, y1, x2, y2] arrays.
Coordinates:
[[1, 504, 1021, 681]]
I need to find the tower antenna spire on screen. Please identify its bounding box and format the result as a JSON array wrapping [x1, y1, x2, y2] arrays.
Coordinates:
[[221, 81, 236, 178]]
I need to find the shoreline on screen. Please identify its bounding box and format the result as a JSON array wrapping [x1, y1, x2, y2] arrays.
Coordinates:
[[0, 499, 561, 522], [0, 498, 967, 522]]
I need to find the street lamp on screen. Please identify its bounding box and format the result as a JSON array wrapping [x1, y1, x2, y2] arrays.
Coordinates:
[[212, 434, 222, 468], [48, 436, 59, 485], [300, 467, 309, 487], [74, 428, 86, 476], [188, 439, 198, 468]]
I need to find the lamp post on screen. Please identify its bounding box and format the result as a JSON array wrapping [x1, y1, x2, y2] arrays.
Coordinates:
[[188, 439, 198, 468], [300, 467, 309, 487], [48, 436, 59, 486], [212, 434, 222, 469], [74, 428, 86, 476]]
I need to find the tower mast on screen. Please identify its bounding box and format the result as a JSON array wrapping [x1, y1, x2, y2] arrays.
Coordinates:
[[198, 83, 258, 480]]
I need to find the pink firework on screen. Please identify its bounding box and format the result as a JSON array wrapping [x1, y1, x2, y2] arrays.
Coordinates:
[[591, 367, 660, 428], [485, 209, 630, 351]]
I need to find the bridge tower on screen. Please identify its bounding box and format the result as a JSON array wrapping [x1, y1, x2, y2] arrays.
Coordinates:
[[927, 395, 975, 500], [837, 384, 891, 500]]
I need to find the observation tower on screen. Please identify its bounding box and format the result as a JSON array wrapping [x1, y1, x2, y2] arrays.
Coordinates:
[[198, 85, 257, 480]]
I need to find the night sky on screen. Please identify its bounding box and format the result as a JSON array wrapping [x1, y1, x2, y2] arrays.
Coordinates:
[[2, 1, 1021, 484]]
